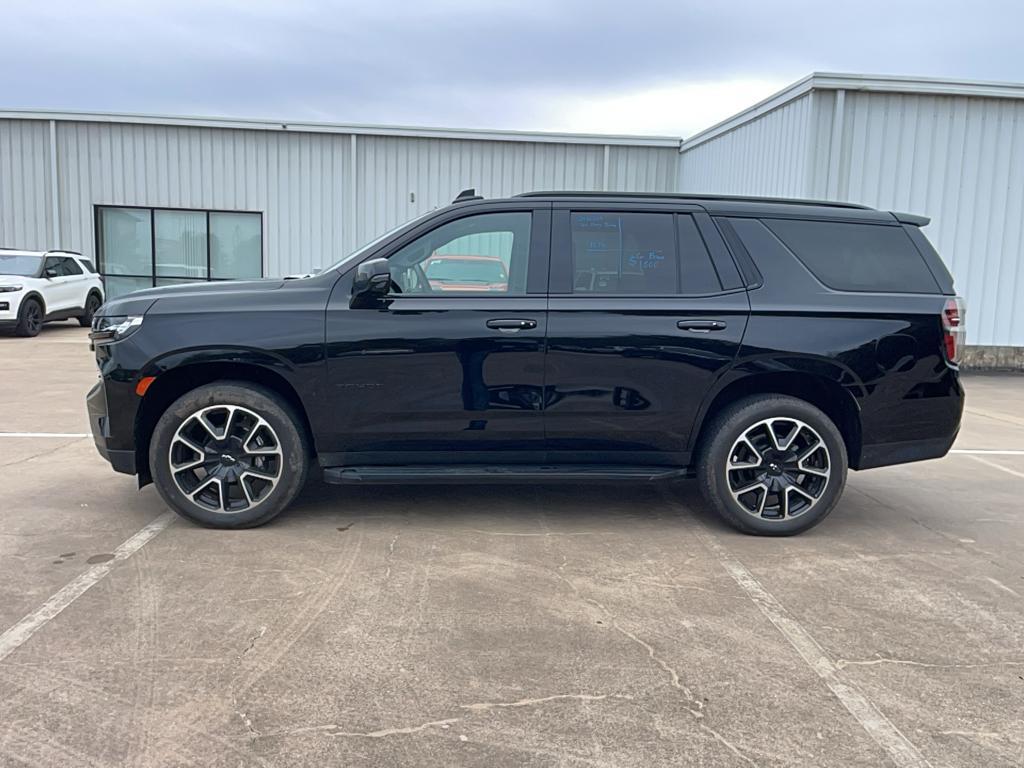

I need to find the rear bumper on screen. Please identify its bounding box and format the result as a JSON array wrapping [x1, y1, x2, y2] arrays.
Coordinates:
[[87, 379, 137, 475], [856, 432, 959, 470]]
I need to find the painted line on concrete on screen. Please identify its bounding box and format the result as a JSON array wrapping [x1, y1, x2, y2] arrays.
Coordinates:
[[964, 454, 1024, 480], [0, 512, 175, 664], [693, 527, 932, 768], [0, 432, 90, 438], [949, 449, 1024, 455]]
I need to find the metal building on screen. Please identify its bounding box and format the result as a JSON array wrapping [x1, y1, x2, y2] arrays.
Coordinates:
[[679, 73, 1024, 355], [2, 73, 1023, 361], [0, 111, 679, 297]]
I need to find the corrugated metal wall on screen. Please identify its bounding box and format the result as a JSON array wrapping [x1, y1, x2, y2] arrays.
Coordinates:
[[678, 89, 1024, 347], [832, 92, 1024, 347], [0, 120, 54, 249], [677, 93, 814, 198], [0, 118, 677, 280]]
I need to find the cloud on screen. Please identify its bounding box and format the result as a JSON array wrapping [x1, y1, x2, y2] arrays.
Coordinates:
[[2, 0, 1022, 135]]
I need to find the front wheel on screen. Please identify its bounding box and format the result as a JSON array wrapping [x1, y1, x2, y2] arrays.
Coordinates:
[[150, 382, 309, 528], [697, 395, 848, 536], [14, 298, 43, 337]]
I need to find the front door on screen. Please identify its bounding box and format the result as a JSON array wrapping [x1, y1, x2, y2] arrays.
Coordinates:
[[544, 205, 749, 466], [42, 256, 84, 312], [322, 204, 550, 466]]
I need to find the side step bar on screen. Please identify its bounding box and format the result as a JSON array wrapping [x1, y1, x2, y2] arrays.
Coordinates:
[[322, 465, 691, 485]]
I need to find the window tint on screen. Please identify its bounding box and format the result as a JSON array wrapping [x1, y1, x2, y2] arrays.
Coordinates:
[[60, 257, 83, 276], [570, 212, 676, 294], [388, 212, 531, 295], [79, 258, 98, 273], [764, 219, 939, 294]]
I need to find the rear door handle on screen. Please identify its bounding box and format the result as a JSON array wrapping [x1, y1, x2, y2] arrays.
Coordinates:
[[677, 320, 727, 333], [487, 318, 537, 332]]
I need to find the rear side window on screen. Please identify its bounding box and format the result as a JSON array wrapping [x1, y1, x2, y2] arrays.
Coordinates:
[[79, 258, 98, 274], [764, 219, 940, 293], [61, 257, 84, 276], [569, 212, 721, 295]]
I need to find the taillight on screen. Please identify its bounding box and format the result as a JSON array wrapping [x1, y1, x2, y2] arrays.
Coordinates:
[[941, 297, 966, 365]]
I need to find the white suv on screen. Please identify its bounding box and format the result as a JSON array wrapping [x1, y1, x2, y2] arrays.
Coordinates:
[[0, 249, 105, 337]]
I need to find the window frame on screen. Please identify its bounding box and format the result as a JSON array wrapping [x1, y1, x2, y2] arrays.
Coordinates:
[[93, 204, 264, 288], [355, 201, 552, 298], [549, 202, 743, 298]]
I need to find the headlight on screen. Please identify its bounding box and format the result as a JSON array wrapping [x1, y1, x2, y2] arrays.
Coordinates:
[[89, 315, 144, 345], [0, 285, 23, 293]]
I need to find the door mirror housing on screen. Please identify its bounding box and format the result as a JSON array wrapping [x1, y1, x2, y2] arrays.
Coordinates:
[[44, 266, 59, 279], [351, 258, 392, 307]]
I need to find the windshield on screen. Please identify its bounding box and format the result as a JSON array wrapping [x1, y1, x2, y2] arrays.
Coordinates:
[[324, 210, 437, 273], [0, 254, 42, 277], [426, 258, 507, 283]]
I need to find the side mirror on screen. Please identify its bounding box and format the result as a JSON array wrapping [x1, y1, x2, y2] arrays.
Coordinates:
[[44, 266, 59, 279], [350, 258, 392, 307]]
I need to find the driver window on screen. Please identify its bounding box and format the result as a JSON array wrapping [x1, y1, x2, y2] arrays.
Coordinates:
[[387, 212, 531, 295]]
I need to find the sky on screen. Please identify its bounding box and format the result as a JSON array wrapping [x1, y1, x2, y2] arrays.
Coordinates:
[[3, 0, 1022, 138]]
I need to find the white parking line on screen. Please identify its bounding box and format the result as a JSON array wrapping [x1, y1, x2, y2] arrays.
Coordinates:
[[964, 454, 1024, 480], [694, 527, 932, 768], [0, 512, 174, 663], [949, 449, 1024, 456], [0, 432, 89, 438]]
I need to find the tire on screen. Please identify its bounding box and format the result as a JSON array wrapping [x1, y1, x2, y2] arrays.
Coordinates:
[[696, 395, 848, 536], [14, 298, 43, 337], [149, 382, 309, 528], [78, 292, 102, 327]]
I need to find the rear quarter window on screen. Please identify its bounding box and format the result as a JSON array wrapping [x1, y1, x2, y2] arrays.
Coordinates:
[[763, 219, 940, 294]]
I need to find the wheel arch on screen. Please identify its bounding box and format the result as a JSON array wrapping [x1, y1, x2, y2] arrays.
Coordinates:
[[134, 360, 316, 486], [692, 371, 863, 469], [21, 291, 46, 315]]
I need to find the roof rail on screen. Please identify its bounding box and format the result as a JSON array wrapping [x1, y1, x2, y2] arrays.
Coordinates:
[[514, 191, 872, 210], [43, 249, 83, 256]]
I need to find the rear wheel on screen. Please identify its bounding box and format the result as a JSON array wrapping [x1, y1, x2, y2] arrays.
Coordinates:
[[150, 382, 309, 528], [14, 298, 43, 337], [697, 395, 847, 536], [78, 293, 102, 327]]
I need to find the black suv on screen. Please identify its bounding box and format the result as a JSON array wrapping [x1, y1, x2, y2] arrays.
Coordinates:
[[87, 191, 965, 535]]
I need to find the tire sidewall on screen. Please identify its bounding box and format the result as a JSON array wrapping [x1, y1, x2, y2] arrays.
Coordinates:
[[700, 396, 848, 536], [17, 299, 43, 337], [150, 383, 308, 528], [79, 293, 101, 326]]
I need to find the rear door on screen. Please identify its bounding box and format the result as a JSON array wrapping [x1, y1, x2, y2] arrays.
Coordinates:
[[544, 203, 749, 466]]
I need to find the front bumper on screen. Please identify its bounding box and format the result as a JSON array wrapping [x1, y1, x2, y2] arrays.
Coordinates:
[[87, 379, 137, 475]]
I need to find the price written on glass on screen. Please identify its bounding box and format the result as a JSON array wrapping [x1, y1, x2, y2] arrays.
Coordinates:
[[627, 250, 666, 270]]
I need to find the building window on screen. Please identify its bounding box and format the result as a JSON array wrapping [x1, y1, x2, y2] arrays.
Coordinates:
[[95, 206, 263, 298]]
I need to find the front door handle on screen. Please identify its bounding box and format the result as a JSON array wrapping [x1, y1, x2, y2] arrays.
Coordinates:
[[677, 319, 727, 333], [487, 318, 537, 332]]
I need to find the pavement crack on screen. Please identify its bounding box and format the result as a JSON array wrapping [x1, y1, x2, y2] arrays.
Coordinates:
[[0, 438, 82, 468], [584, 598, 704, 718], [385, 533, 400, 579], [234, 698, 261, 741], [264, 718, 462, 739], [461, 693, 632, 712], [699, 723, 758, 767], [241, 626, 267, 656]]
